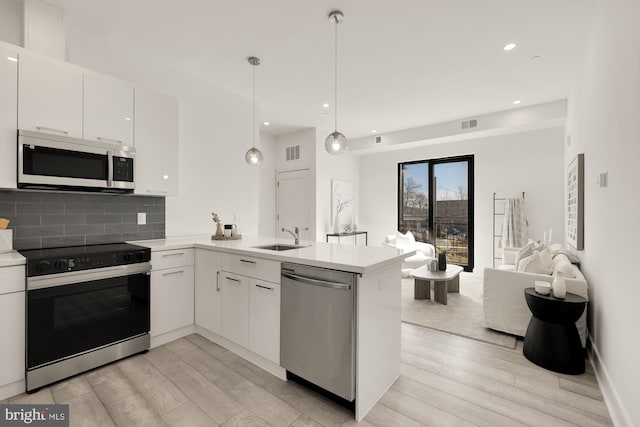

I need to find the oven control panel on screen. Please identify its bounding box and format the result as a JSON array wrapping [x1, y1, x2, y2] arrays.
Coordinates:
[[22, 244, 151, 277]]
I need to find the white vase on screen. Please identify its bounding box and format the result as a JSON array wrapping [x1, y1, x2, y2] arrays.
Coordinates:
[[552, 271, 566, 299], [333, 214, 341, 234]]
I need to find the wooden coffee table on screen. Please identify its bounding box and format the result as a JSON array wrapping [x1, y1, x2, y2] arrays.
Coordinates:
[[410, 264, 463, 305]]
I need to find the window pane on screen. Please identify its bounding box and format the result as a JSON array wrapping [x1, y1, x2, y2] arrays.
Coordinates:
[[400, 163, 429, 242], [434, 161, 469, 266]]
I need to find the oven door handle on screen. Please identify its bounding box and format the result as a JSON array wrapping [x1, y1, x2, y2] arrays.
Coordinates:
[[27, 262, 152, 291]]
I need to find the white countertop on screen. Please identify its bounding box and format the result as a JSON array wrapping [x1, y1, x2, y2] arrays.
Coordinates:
[[131, 235, 412, 275], [0, 251, 26, 267]]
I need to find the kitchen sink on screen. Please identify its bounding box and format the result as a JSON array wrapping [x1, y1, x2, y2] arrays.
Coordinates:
[[253, 244, 307, 251]]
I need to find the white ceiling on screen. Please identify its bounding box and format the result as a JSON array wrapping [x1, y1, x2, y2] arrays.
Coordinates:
[[49, 0, 593, 139]]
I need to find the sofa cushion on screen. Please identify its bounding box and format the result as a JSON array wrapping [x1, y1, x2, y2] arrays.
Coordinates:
[[394, 230, 416, 250], [517, 250, 553, 275], [553, 254, 577, 278]]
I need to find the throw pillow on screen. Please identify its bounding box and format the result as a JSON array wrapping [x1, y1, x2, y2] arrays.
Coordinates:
[[515, 240, 536, 267], [537, 247, 553, 269], [405, 230, 416, 245], [394, 231, 411, 250], [517, 251, 553, 275], [553, 254, 577, 278]]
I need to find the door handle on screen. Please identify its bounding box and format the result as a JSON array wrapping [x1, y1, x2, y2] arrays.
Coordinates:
[[97, 136, 123, 144], [281, 272, 351, 290], [162, 270, 184, 276], [36, 126, 68, 135]]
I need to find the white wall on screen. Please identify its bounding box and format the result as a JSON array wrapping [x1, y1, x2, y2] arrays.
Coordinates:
[[565, 0, 640, 425], [315, 129, 360, 241], [64, 27, 259, 237], [359, 127, 565, 273], [259, 133, 277, 237]]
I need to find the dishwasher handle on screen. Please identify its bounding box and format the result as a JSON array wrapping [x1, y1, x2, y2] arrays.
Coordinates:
[[281, 272, 351, 290]]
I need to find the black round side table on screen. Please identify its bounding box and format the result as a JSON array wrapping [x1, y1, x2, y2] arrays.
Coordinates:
[[523, 287, 587, 375]]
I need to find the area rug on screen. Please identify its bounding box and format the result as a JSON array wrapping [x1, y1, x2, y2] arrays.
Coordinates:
[[401, 273, 517, 349]]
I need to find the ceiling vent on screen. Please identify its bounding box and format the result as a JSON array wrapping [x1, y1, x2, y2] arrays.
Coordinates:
[[461, 119, 478, 130], [285, 145, 300, 161]]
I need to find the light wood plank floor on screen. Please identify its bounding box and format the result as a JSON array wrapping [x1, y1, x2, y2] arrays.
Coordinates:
[[5, 324, 613, 426]]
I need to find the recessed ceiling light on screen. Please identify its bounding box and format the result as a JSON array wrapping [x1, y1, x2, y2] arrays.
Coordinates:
[[371, 130, 378, 133], [503, 43, 516, 51], [263, 121, 270, 126], [513, 100, 521, 105], [7, 56, 17, 62], [322, 103, 330, 108], [124, 117, 131, 121]]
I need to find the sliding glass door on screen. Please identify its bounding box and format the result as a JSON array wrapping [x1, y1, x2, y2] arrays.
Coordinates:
[[398, 155, 474, 271]]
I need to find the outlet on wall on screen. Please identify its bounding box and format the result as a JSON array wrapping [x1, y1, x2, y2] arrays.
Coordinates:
[[137, 212, 147, 225]]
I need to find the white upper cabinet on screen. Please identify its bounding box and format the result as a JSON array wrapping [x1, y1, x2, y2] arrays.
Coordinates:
[[134, 87, 179, 196], [83, 71, 134, 146], [17, 51, 83, 138], [0, 43, 18, 189]]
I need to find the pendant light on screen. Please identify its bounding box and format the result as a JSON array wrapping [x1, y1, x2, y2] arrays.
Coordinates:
[[245, 56, 264, 165], [325, 10, 347, 155]]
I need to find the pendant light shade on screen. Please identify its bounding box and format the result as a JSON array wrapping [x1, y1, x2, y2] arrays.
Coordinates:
[[245, 146, 263, 164], [325, 11, 347, 155], [245, 56, 263, 165]]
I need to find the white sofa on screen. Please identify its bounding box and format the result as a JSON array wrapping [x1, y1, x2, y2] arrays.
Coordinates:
[[482, 247, 589, 347], [384, 231, 436, 276]]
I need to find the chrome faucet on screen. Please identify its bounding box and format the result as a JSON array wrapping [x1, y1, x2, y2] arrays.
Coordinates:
[[282, 226, 300, 245]]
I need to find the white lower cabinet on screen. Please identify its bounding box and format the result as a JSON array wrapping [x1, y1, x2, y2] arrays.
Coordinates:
[[194, 249, 221, 334], [249, 279, 280, 364], [220, 271, 250, 347], [195, 249, 281, 365], [150, 249, 194, 338], [0, 265, 25, 395]]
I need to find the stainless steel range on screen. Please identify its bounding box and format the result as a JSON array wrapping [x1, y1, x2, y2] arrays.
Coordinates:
[[19, 243, 151, 392]]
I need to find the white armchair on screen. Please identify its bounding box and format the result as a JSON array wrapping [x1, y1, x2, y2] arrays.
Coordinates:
[[384, 231, 436, 276]]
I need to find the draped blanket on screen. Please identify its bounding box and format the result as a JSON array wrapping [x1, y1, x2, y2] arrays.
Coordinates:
[[501, 198, 527, 248]]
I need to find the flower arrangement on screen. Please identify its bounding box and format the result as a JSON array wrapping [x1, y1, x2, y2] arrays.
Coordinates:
[[211, 212, 223, 236]]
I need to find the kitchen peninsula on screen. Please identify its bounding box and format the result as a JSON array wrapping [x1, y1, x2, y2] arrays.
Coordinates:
[[134, 235, 412, 421]]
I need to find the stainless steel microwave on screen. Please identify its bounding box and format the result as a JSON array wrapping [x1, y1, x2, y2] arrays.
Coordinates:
[[18, 130, 135, 193]]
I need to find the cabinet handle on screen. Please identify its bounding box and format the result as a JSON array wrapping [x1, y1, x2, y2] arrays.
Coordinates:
[[255, 284, 274, 291], [146, 190, 168, 194], [97, 136, 123, 144], [225, 276, 240, 283], [36, 126, 68, 135], [163, 270, 184, 276], [162, 252, 185, 257], [216, 271, 220, 292], [240, 259, 256, 264]]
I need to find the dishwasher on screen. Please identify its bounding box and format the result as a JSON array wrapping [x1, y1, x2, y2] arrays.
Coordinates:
[[280, 262, 357, 402]]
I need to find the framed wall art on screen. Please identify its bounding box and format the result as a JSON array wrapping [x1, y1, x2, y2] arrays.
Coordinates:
[[567, 153, 584, 250]]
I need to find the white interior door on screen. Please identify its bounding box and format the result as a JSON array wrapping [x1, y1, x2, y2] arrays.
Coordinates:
[[277, 169, 312, 241]]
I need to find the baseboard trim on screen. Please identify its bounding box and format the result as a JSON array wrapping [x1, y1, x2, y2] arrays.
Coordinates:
[[589, 336, 632, 427], [150, 325, 197, 348], [0, 380, 25, 400]]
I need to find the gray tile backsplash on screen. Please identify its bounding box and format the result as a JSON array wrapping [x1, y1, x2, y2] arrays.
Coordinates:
[[0, 191, 165, 250]]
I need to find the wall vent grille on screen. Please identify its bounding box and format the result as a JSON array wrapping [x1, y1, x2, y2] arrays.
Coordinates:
[[461, 119, 478, 129], [286, 145, 300, 161]]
